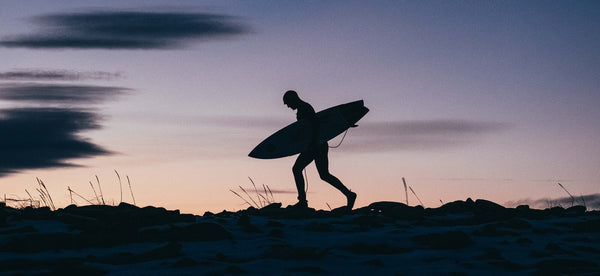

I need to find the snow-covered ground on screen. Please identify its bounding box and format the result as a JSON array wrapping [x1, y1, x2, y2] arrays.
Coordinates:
[[1, 199, 599, 275]]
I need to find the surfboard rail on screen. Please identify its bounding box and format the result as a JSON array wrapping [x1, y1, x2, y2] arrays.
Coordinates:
[[249, 100, 368, 159]]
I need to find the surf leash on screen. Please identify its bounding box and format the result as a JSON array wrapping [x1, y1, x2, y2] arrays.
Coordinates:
[[329, 129, 349, 148], [304, 168, 309, 194]]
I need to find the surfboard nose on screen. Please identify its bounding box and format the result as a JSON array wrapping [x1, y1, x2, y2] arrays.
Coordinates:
[[340, 100, 369, 126]]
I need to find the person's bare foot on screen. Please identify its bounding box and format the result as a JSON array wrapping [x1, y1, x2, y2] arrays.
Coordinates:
[[347, 192, 357, 210]]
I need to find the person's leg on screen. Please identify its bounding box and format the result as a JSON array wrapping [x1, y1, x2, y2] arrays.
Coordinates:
[[314, 144, 356, 209], [292, 151, 313, 205]]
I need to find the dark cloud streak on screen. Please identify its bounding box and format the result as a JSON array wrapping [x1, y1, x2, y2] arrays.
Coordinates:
[[0, 69, 122, 81], [0, 108, 110, 176], [0, 83, 129, 104], [0, 10, 249, 49], [0, 81, 128, 177]]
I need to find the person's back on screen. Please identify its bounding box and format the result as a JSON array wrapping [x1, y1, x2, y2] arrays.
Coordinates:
[[295, 100, 315, 121]]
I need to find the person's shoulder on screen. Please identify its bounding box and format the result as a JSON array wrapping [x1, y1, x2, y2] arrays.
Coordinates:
[[299, 101, 315, 113]]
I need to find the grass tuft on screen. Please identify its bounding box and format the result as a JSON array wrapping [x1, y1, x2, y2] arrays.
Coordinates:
[[230, 178, 276, 209]]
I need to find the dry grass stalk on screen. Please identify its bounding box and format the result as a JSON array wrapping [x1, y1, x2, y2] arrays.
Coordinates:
[[409, 186, 424, 207], [558, 183, 575, 207], [127, 175, 136, 205], [402, 177, 408, 205], [248, 177, 263, 207], [230, 178, 275, 209], [67, 187, 94, 205], [115, 170, 123, 203], [95, 175, 105, 205], [230, 189, 252, 207], [88, 181, 100, 205], [36, 178, 55, 210], [239, 186, 259, 208]]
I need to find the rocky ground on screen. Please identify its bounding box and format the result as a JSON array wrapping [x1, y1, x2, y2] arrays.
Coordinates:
[[1, 199, 599, 275]]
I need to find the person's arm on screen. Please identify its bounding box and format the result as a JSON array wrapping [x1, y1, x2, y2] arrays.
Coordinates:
[[305, 104, 319, 152]]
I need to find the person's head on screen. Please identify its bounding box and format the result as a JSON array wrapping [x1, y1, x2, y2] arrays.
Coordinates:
[[283, 90, 300, 110]]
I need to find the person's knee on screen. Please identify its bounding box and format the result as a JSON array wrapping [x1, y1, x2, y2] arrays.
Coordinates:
[[292, 165, 303, 175], [319, 172, 333, 182]]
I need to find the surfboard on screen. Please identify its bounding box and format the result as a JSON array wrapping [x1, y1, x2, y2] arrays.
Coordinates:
[[249, 100, 369, 159]]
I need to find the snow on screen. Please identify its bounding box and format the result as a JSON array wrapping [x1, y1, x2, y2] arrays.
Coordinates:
[[0, 201, 599, 275]]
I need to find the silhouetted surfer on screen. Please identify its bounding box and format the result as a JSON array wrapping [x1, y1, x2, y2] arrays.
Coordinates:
[[283, 90, 357, 210]]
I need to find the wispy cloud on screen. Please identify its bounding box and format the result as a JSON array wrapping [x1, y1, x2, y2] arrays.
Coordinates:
[[0, 108, 110, 176], [0, 83, 129, 104], [201, 116, 510, 152], [0, 10, 249, 50], [340, 120, 511, 152], [0, 69, 122, 81], [196, 116, 288, 130]]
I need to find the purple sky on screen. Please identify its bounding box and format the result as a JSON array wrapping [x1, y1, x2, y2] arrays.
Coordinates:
[[1, 1, 599, 213]]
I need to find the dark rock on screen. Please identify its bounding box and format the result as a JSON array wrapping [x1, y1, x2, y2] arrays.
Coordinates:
[[55, 204, 195, 233], [214, 252, 246, 263], [363, 258, 385, 267], [0, 225, 36, 235], [289, 266, 324, 274], [535, 259, 599, 276], [474, 199, 506, 213], [473, 199, 510, 221], [488, 259, 525, 272], [237, 215, 250, 226], [502, 218, 532, 229], [474, 224, 519, 237], [517, 237, 533, 245], [344, 242, 411, 254], [353, 215, 387, 228], [565, 205, 586, 216], [547, 206, 565, 216], [51, 258, 106, 276], [138, 242, 183, 262], [305, 221, 332, 232], [225, 265, 245, 274], [573, 245, 600, 254], [367, 201, 424, 219], [237, 215, 261, 233], [261, 202, 282, 210], [0, 232, 80, 253], [20, 206, 54, 220], [181, 222, 233, 241], [91, 242, 182, 265], [172, 257, 198, 268], [436, 198, 475, 214], [267, 220, 284, 227], [268, 228, 284, 238], [412, 231, 473, 249], [262, 244, 327, 260], [573, 219, 600, 233], [479, 247, 503, 260], [0, 257, 105, 275], [138, 222, 232, 243]]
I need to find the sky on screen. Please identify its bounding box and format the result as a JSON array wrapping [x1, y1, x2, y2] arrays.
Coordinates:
[[1, 0, 599, 214]]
